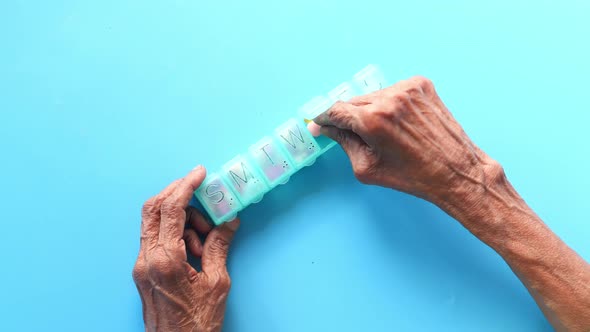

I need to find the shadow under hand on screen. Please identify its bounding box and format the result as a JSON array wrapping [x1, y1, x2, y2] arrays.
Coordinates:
[[220, 146, 549, 330], [358, 186, 549, 327], [236, 147, 355, 238]]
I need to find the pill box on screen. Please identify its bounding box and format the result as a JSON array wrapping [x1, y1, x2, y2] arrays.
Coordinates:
[[195, 64, 387, 225]]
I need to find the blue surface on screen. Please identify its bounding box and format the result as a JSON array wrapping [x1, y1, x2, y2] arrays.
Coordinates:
[[1, 1, 589, 331]]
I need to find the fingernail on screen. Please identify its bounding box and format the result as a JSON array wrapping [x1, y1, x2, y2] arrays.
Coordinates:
[[193, 165, 203, 171], [307, 121, 321, 137]]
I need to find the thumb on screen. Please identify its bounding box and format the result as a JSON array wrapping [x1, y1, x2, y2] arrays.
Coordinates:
[[201, 218, 240, 276], [320, 126, 366, 160]]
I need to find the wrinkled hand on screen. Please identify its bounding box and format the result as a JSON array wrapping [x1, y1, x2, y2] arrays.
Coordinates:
[[314, 76, 499, 204], [133, 166, 240, 332]]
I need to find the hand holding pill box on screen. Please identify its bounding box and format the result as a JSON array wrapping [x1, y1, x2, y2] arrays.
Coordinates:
[[195, 65, 387, 225]]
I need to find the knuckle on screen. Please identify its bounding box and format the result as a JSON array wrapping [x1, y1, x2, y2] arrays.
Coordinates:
[[391, 92, 410, 105], [386, 93, 412, 117], [209, 271, 231, 293], [352, 151, 378, 184], [210, 236, 230, 255], [360, 111, 386, 133], [415, 76, 434, 90], [326, 105, 339, 120], [142, 197, 159, 215], [160, 200, 183, 219], [406, 85, 422, 96], [328, 103, 351, 124], [329, 101, 346, 113], [147, 251, 179, 279], [132, 261, 148, 284]]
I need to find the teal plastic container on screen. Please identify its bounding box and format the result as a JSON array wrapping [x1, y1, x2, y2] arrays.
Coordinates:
[[195, 64, 387, 225]]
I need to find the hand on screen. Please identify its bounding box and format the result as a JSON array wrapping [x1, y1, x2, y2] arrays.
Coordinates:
[[314, 77, 590, 331], [313, 76, 500, 204], [132, 166, 240, 332]]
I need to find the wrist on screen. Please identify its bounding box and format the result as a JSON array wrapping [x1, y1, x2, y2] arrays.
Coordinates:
[[431, 158, 536, 248], [427, 155, 590, 332], [146, 320, 205, 332]]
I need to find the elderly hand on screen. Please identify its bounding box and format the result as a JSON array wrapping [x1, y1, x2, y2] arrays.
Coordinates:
[[132, 166, 239, 332], [316, 77, 590, 331], [314, 76, 499, 206]]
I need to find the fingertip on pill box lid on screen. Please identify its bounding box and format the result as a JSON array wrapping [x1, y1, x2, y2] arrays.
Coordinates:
[[307, 121, 321, 137]]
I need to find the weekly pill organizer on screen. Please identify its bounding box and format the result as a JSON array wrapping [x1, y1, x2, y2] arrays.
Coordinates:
[[195, 65, 387, 225]]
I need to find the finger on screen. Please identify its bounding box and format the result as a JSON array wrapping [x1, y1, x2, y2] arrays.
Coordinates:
[[183, 228, 203, 257], [202, 218, 240, 276], [158, 166, 207, 247], [320, 126, 367, 159], [313, 101, 361, 130], [140, 179, 182, 254], [307, 121, 321, 137], [186, 206, 213, 235]]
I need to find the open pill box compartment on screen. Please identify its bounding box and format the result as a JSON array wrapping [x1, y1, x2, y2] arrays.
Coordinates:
[[195, 64, 387, 225]]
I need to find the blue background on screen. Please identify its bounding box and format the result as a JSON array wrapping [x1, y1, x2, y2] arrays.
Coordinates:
[[1, 0, 589, 331]]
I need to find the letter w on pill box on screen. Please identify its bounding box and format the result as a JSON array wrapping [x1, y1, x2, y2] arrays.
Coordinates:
[[195, 64, 387, 225]]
